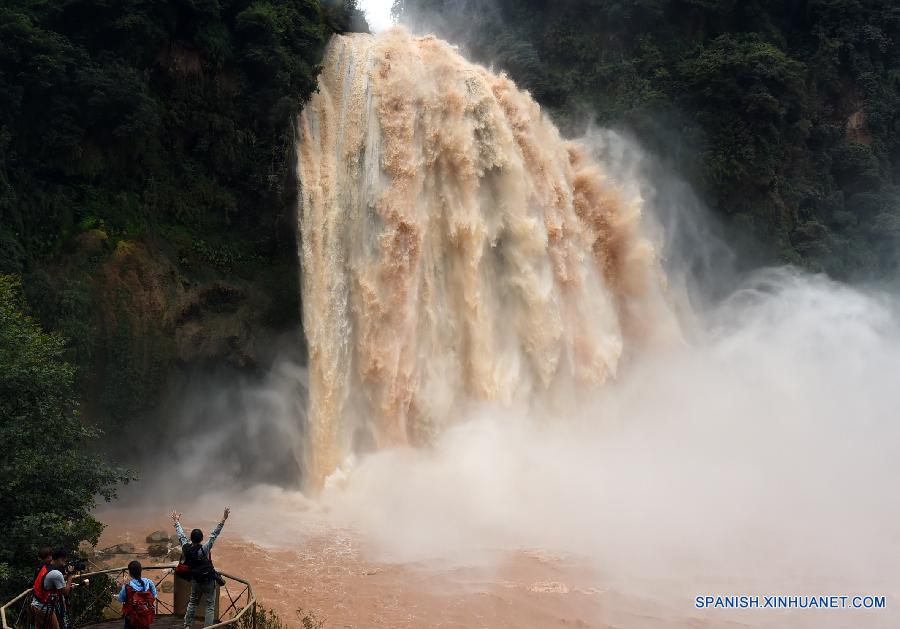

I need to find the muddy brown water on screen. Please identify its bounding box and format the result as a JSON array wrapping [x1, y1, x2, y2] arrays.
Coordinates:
[[94, 506, 896, 629]]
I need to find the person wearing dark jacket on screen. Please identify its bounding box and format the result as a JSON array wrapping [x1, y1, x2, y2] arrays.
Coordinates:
[[171, 508, 229, 629]]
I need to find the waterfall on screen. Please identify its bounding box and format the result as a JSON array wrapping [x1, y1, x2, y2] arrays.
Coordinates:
[[296, 28, 675, 488]]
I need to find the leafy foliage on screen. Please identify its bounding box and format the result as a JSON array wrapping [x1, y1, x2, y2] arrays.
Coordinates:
[[0, 0, 364, 427], [66, 574, 118, 627], [0, 0, 361, 260], [0, 275, 133, 600], [398, 0, 900, 279]]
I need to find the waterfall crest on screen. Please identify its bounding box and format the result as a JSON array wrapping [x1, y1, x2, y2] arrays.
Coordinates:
[[297, 28, 674, 487]]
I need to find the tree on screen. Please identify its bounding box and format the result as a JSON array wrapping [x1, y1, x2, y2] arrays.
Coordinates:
[[0, 275, 133, 600]]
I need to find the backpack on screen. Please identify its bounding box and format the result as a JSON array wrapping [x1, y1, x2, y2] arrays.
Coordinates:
[[123, 579, 156, 629], [32, 564, 58, 606], [174, 555, 192, 581], [182, 543, 216, 583]]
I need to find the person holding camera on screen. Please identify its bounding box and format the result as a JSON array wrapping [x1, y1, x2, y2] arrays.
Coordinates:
[[171, 507, 229, 629], [31, 549, 74, 629]]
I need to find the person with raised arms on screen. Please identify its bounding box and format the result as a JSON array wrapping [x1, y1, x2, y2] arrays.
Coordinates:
[[171, 507, 229, 629]]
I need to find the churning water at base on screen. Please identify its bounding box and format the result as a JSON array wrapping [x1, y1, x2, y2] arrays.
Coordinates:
[[296, 28, 677, 487]]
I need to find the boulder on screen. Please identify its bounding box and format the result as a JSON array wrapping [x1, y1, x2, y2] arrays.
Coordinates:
[[147, 544, 168, 557], [110, 543, 135, 555], [145, 530, 170, 543], [167, 547, 183, 561]]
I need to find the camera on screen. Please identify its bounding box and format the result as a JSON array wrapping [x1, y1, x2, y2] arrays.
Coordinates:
[[63, 557, 88, 574]]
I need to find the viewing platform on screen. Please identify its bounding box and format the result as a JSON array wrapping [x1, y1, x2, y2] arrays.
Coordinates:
[[1, 565, 256, 629]]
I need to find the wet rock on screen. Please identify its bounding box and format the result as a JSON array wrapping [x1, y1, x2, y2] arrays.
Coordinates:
[[109, 543, 135, 554], [147, 544, 168, 557], [167, 547, 183, 561], [146, 530, 171, 543]]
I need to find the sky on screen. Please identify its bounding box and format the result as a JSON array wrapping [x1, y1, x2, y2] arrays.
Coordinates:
[[359, 0, 395, 32]]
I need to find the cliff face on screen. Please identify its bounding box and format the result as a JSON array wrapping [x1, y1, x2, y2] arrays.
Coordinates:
[[21, 209, 302, 433], [0, 0, 366, 428], [54, 232, 299, 424]]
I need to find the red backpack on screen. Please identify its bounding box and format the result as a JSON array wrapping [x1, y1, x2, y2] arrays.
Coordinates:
[[32, 564, 59, 607], [123, 579, 156, 629]]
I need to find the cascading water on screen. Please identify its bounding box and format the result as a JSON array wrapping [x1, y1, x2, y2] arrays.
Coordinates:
[[296, 28, 676, 488]]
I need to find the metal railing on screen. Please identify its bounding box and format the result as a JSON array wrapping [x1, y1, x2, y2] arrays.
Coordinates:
[[1, 565, 255, 629], [209, 572, 256, 629]]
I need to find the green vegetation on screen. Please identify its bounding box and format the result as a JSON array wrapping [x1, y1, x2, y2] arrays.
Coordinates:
[[237, 604, 324, 629], [0, 0, 364, 429], [238, 606, 288, 629], [398, 0, 900, 279], [1, 0, 348, 261], [0, 275, 133, 600], [66, 574, 118, 626]]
